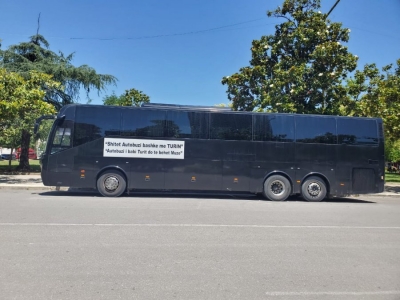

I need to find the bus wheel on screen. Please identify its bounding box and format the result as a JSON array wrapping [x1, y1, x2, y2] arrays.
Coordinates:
[[263, 175, 291, 201], [301, 176, 327, 202], [97, 170, 126, 197]]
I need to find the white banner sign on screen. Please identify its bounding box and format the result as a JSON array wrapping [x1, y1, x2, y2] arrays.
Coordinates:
[[103, 138, 185, 159]]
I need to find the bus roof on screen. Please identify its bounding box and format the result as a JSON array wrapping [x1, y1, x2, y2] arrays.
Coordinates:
[[57, 103, 382, 121]]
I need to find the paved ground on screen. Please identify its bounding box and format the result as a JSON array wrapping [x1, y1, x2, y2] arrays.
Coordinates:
[[0, 190, 399, 300], [0, 174, 67, 191], [0, 174, 399, 197]]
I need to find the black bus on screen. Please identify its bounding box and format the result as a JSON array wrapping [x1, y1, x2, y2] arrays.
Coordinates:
[[35, 103, 385, 201]]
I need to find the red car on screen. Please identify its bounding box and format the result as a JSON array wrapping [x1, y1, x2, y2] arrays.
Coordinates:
[[15, 148, 37, 160]]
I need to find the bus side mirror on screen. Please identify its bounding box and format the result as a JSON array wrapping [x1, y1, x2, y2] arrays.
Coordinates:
[[33, 114, 57, 134]]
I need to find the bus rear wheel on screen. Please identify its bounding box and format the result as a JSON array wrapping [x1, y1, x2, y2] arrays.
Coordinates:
[[263, 175, 291, 201], [301, 176, 327, 202], [97, 170, 126, 197]]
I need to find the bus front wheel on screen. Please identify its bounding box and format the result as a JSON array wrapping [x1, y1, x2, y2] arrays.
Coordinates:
[[263, 175, 291, 201], [97, 170, 127, 197], [301, 176, 327, 202]]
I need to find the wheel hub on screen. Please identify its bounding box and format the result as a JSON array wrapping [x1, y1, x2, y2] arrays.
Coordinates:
[[307, 183, 321, 196], [104, 176, 119, 191], [270, 180, 285, 196]]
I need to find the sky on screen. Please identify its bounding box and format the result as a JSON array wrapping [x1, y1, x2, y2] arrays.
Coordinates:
[[0, 0, 399, 107]]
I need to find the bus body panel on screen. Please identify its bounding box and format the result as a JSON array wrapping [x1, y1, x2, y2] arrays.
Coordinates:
[[163, 139, 223, 191], [295, 143, 336, 195], [38, 104, 385, 198], [335, 144, 384, 195], [251, 141, 296, 194]]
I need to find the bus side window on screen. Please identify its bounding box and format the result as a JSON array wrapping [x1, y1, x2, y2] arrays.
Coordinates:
[[253, 114, 294, 142], [338, 119, 378, 145], [167, 111, 209, 139], [210, 113, 252, 141], [295, 116, 337, 144], [51, 122, 73, 154], [58, 128, 71, 146], [122, 109, 166, 138], [74, 107, 121, 147]]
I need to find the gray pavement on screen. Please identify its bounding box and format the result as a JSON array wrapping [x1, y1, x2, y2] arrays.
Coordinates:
[[0, 174, 399, 197], [0, 174, 67, 191], [1, 190, 400, 299]]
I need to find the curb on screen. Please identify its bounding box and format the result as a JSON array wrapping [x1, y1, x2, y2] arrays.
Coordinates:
[[0, 185, 399, 198], [353, 194, 400, 198], [0, 186, 69, 191]]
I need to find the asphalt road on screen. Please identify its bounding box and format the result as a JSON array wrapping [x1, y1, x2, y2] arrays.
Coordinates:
[[0, 190, 400, 300]]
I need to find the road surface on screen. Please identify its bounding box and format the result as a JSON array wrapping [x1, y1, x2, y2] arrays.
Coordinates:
[[0, 190, 399, 299]]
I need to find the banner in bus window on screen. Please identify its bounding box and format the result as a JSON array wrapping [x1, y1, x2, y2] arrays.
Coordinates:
[[103, 138, 185, 159]]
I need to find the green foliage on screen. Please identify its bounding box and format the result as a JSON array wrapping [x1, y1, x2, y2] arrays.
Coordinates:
[[0, 34, 117, 168], [102, 92, 121, 106], [385, 140, 400, 163], [214, 103, 233, 108], [0, 68, 57, 169], [103, 88, 150, 107], [221, 0, 357, 114], [34, 119, 53, 142], [342, 60, 400, 144], [0, 34, 117, 109], [34, 119, 54, 156], [0, 68, 58, 126]]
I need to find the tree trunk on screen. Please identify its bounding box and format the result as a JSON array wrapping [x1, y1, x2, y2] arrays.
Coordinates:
[[16, 130, 31, 171], [7, 147, 14, 172]]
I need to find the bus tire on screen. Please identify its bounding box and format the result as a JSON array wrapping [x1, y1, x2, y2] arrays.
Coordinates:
[[301, 176, 327, 202], [97, 170, 126, 197], [263, 175, 291, 201]]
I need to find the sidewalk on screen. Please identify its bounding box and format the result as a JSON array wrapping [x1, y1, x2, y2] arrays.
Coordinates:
[[0, 174, 68, 191], [0, 174, 399, 197]]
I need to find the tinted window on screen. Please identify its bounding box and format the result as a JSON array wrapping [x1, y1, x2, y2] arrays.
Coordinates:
[[74, 107, 121, 147], [50, 120, 73, 154], [210, 113, 252, 140], [122, 109, 166, 138], [167, 111, 209, 139], [253, 114, 294, 142], [295, 116, 337, 144], [338, 118, 378, 145]]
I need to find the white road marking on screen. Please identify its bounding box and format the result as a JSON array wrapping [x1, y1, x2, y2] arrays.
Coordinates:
[[0, 223, 399, 229], [265, 290, 400, 296]]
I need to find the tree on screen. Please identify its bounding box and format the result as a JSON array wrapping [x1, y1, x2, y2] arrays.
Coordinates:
[[214, 103, 233, 108], [0, 120, 21, 168], [103, 88, 150, 107], [386, 140, 400, 164], [0, 68, 57, 170], [221, 0, 358, 114], [102, 92, 121, 106], [34, 118, 53, 157], [0, 34, 117, 109], [0, 34, 117, 168], [342, 59, 400, 162]]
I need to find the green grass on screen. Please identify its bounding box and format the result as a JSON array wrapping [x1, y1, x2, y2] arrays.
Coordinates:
[[0, 159, 41, 173], [385, 172, 400, 183]]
